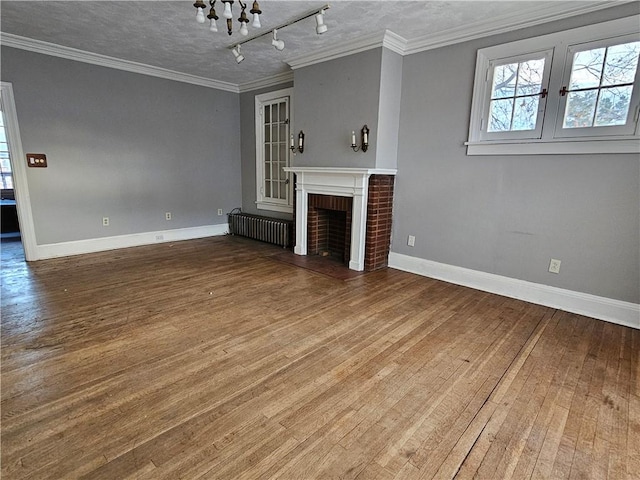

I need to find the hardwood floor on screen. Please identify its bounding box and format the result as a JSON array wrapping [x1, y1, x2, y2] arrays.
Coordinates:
[[1, 236, 638, 479]]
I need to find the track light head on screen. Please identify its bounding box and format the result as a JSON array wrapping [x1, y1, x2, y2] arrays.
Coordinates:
[[315, 9, 328, 34], [271, 29, 285, 51], [232, 45, 244, 63]]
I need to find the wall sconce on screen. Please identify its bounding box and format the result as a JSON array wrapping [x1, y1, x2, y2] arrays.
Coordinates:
[[290, 131, 304, 153], [350, 125, 369, 152]]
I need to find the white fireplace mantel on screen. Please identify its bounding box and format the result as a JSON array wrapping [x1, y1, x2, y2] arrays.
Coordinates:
[[284, 167, 397, 271]]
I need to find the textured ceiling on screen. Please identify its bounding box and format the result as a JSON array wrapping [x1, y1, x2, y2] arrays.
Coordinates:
[[0, 1, 621, 86]]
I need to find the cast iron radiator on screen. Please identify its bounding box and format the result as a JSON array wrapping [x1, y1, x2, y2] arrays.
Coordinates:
[[228, 210, 293, 248]]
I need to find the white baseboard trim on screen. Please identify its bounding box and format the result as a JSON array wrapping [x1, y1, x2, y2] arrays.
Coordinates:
[[388, 252, 639, 330], [36, 224, 229, 260]]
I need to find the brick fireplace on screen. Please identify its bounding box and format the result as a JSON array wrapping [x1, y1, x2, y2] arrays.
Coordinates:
[[284, 167, 396, 272]]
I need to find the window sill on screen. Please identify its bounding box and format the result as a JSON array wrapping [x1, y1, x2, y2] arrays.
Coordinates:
[[465, 138, 640, 156], [256, 201, 293, 214]]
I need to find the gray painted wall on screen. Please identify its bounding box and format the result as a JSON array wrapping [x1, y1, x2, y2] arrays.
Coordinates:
[[293, 48, 382, 169], [2, 47, 241, 245], [392, 4, 640, 304], [239, 82, 293, 219], [375, 48, 403, 170]]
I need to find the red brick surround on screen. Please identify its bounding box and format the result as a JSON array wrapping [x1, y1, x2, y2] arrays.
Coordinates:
[[303, 175, 394, 271]]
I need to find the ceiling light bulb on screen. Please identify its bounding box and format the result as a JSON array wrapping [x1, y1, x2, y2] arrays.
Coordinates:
[[232, 46, 244, 63], [222, 1, 233, 19], [196, 8, 206, 23], [209, 18, 218, 32], [252, 13, 261, 28], [250, 1, 262, 28], [239, 22, 249, 36], [315, 10, 328, 34]]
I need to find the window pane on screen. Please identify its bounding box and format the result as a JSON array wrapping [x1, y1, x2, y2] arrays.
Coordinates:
[[512, 96, 539, 130], [569, 48, 605, 89], [279, 181, 287, 199], [595, 85, 634, 126], [264, 105, 270, 124], [272, 103, 279, 122], [602, 41, 640, 86], [265, 181, 271, 198], [279, 102, 286, 122], [279, 144, 287, 164], [264, 160, 271, 180], [491, 63, 517, 99], [279, 123, 287, 142], [488, 98, 513, 132], [516, 58, 545, 95], [264, 125, 270, 142], [0, 157, 11, 172], [272, 144, 278, 162], [563, 90, 597, 128], [0, 128, 6, 144], [264, 145, 270, 161]]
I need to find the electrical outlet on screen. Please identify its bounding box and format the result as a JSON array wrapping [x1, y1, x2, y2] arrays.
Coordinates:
[[408, 235, 416, 247], [165, 212, 172, 221], [217, 209, 223, 216], [102, 217, 109, 227], [155, 234, 164, 242], [549, 258, 561, 274]]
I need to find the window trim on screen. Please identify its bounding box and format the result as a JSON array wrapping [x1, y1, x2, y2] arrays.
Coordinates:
[[466, 15, 640, 155], [254, 88, 294, 214]]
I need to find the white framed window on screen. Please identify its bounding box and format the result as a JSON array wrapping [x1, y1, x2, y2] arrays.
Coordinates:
[[467, 16, 640, 155], [482, 49, 552, 141], [555, 34, 640, 138], [255, 88, 294, 213]]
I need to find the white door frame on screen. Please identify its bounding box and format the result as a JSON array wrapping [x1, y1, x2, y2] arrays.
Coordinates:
[[1, 82, 38, 261]]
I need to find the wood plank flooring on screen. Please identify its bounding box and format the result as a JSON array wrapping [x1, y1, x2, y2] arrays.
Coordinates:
[[1, 236, 638, 479]]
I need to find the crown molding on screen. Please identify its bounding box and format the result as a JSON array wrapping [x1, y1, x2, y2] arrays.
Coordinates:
[[0, 33, 240, 93], [403, 0, 634, 55], [285, 30, 407, 70], [238, 70, 294, 93], [285, 1, 633, 69]]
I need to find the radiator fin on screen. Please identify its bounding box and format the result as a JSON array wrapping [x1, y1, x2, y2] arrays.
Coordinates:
[[228, 213, 292, 248]]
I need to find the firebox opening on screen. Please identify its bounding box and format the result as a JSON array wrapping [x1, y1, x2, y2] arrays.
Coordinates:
[[307, 208, 350, 264], [307, 194, 353, 267]]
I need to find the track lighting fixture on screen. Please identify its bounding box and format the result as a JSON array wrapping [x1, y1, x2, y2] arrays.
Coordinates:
[[232, 45, 244, 63], [315, 9, 328, 35], [227, 5, 330, 64], [195, 0, 261, 36], [271, 29, 285, 51]]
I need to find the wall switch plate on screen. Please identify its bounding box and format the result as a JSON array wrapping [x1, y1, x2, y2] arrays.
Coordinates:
[[217, 209, 223, 216], [102, 217, 109, 227], [165, 212, 172, 220], [26, 153, 47, 168], [549, 258, 561, 274], [408, 235, 416, 247]]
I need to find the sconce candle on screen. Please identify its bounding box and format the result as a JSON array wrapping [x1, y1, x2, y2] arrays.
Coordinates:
[[297, 131, 305, 153], [290, 134, 295, 150], [350, 125, 369, 152]]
